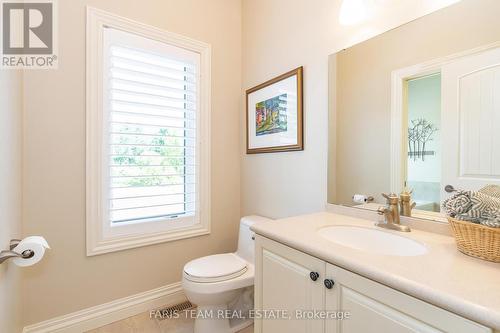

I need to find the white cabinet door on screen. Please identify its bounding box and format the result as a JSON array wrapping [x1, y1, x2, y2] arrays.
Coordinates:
[[255, 236, 325, 333], [325, 263, 491, 333], [441, 46, 500, 200]]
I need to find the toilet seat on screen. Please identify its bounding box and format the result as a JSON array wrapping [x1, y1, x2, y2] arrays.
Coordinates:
[[184, 253, 248, 283]]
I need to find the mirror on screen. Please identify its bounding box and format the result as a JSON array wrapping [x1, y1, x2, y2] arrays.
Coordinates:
[[328, 0, 500, 222]]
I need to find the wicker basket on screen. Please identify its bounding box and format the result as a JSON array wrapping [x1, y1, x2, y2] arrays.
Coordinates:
[[448, 217, 500, 263]]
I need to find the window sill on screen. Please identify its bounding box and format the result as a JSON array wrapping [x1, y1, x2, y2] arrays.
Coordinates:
[[86, 223, 210, 256]]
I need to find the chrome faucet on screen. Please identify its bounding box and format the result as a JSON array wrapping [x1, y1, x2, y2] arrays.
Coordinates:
[[376, 193, 411, 232]]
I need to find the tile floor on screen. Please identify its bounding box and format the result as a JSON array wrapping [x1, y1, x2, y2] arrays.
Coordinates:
[[87, 310, 254, 333]]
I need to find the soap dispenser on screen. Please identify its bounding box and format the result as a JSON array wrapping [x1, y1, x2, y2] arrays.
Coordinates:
[[400, 189, 416, 217]]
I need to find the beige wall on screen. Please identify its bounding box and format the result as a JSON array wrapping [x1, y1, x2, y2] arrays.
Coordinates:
[[330, 0, 500, 205], [241, 0, 460, 218], [0, 71, 23, 333], [21, 0, 241, 325]]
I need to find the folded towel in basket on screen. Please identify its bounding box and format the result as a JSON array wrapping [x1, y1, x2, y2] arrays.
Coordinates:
[[468, 191, 500, 227], [443, 190, 474, 217], [478, 184, 500, 199], [443, 186, 500, 228]]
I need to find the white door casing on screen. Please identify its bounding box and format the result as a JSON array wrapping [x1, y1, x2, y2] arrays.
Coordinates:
[[390, 42, 500, 208]]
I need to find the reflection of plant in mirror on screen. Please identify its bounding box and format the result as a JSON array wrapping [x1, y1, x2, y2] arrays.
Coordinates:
[[408, 118, 438, 162]]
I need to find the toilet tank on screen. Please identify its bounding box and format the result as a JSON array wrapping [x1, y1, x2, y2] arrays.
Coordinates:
[[236, 215, 271, 263]]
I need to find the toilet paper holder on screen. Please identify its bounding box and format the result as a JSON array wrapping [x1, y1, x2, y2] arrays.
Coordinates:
[[0, 239, 35, 265]]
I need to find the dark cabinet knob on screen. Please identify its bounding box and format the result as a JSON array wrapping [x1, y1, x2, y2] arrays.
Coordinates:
[[309, 272, 319, 281], [324, 279, 335, 289]]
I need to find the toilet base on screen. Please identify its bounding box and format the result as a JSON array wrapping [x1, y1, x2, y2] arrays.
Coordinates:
[[194, 304, 229, 333], [229, 317, 253, 332], [193, 304, 253, 333]]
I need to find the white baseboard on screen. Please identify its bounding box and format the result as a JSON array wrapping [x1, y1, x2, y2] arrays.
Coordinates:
[[23, 282, 185, 333]]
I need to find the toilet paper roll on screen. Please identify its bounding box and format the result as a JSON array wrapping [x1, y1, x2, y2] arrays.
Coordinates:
[[352, 194, 369, 204], [12, 236, 50, 267]]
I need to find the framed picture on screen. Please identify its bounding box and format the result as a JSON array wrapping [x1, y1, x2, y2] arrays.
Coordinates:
[[246, 67, 303, 154]]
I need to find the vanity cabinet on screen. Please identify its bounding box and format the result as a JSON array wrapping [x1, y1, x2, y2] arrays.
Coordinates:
[[254, 234, 326, 333], [254, 235, 492, 333]]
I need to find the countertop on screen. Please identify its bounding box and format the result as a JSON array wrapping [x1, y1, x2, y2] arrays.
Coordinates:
[[251, 211, 500, 330]]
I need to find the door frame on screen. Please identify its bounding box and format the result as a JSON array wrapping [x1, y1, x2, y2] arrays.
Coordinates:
[[390, 41, 500, 214]]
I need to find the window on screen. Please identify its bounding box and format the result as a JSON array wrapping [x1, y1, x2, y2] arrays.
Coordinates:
[[86, 8, 211, 255]]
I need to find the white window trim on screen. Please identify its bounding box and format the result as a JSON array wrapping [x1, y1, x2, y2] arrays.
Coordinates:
[[86, 7, 211, 256]]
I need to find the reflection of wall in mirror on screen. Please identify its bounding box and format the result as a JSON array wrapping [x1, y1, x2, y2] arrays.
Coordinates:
[[328, 0, 500, 207]]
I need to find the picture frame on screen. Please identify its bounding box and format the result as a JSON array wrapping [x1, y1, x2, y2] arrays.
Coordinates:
[[246, 67, 303, 154]]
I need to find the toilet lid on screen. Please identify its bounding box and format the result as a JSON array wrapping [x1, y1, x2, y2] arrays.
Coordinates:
[[184, 253, 247, 283]]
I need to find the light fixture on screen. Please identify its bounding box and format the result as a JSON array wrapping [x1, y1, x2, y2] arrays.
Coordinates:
[[339, 0, 369, 26]]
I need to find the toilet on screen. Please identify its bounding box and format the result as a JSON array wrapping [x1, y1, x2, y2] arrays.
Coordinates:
[[182, 215, 270, 333]]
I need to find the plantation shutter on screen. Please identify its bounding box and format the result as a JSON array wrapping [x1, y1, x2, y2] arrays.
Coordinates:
[[103, 28, 199, 224]]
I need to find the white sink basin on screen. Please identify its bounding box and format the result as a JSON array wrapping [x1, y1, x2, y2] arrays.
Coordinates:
[[317, 225, 428, 256]]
